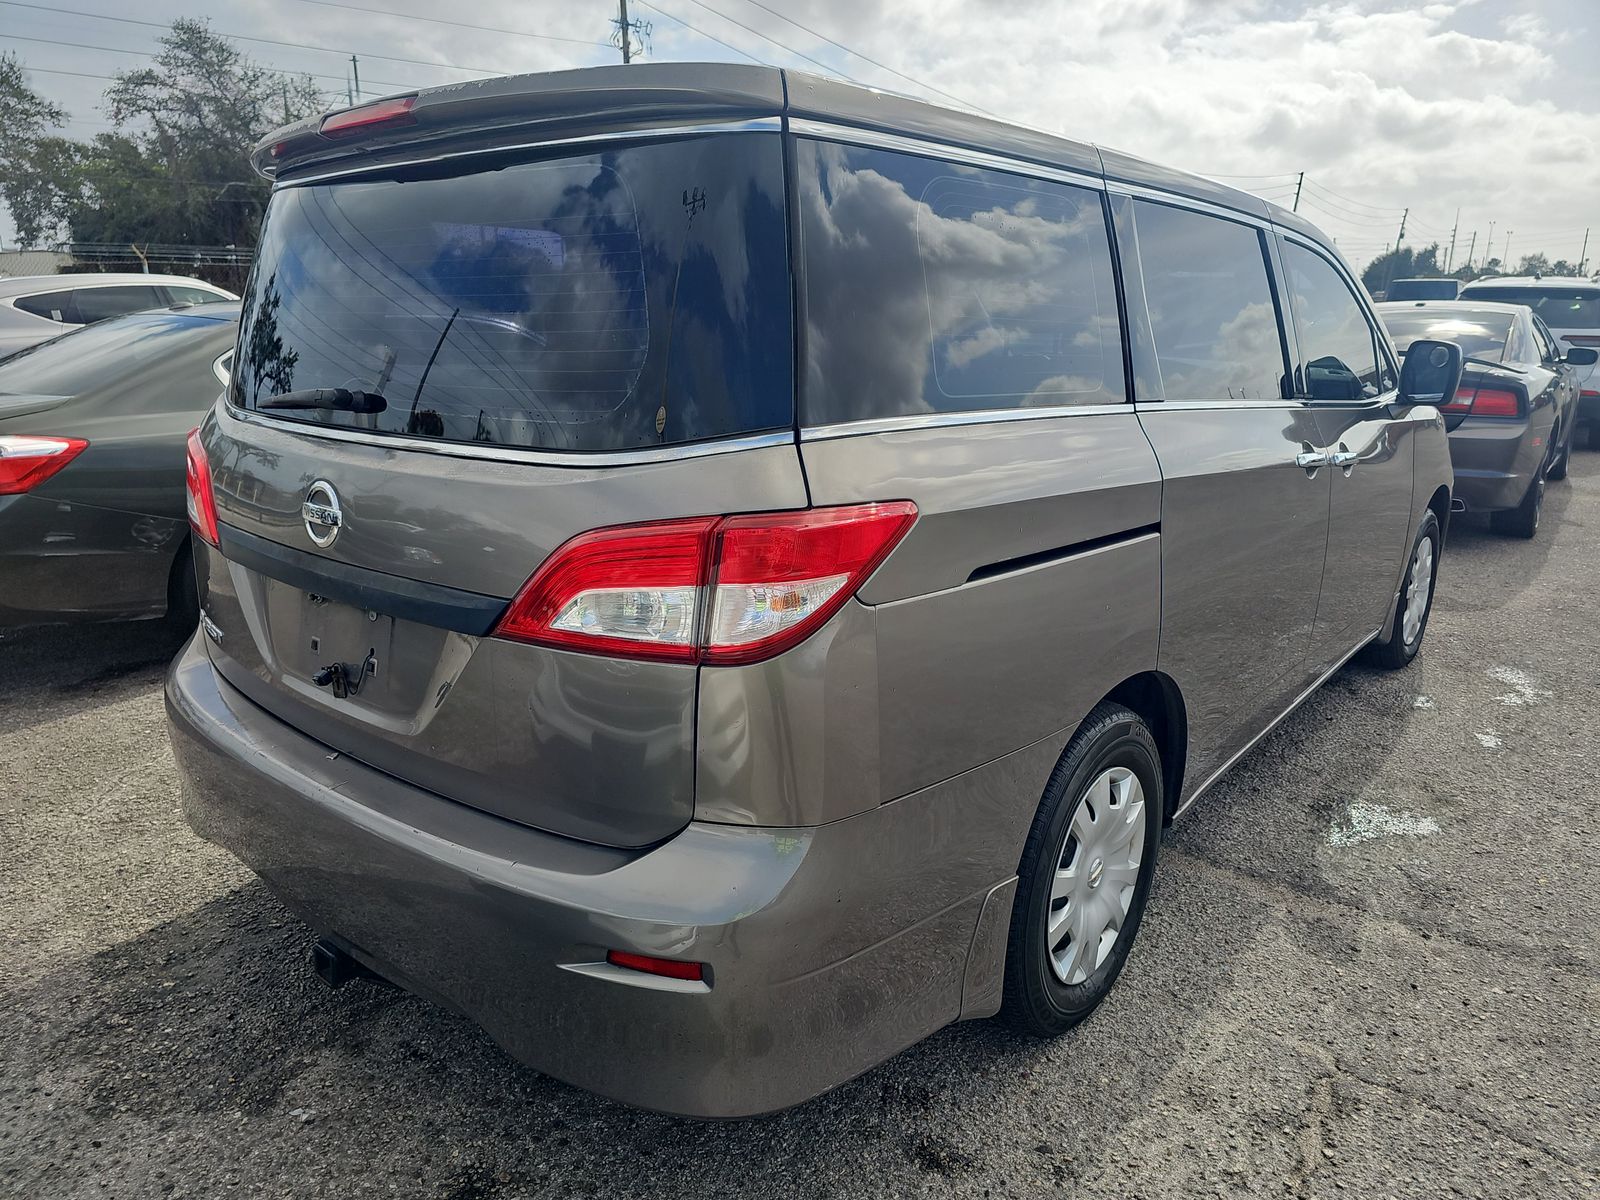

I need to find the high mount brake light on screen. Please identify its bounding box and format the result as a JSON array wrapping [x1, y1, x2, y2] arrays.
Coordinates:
[[319, 95, 417, 138], [0, 435, 87, 495], [185, 429, 220, 546], [494, 503, 918, 666]]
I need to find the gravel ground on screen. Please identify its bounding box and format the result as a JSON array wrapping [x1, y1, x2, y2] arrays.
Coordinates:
[[2, 461, 1597, 1200]]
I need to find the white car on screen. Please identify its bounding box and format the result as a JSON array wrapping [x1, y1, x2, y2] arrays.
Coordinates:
[[0, 273, 237, 358], [1459, 275, 1600, 449]]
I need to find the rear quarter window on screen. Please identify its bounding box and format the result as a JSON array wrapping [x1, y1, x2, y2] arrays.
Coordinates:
[[235, 133, 792, 453], [796, 140, 1126, 425]]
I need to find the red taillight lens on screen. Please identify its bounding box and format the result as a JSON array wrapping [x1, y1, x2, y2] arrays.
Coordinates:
[[1582, 389, 1600, 401], [0, 435, 87, 495], [606, 950, 705, 982], [184, 428, 220, 546], [494, 502, 918, 665], [1442, 386, 1520, 417], [319, 95, 417, 138]]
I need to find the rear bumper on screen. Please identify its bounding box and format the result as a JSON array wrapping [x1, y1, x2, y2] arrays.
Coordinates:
[[166, 632, 1015, 1117], [1447, 420, 1541, 512]]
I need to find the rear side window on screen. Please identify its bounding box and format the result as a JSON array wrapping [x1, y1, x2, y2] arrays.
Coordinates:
[[13, 290, 71, 321], [69, 286, 167, 324], [1130, 201, 1285, 402], [797, 140, 1126, 425], [1282, 242, 1389, 400], [1461, 286, 1600, 329], [236, 134, 791, 452]]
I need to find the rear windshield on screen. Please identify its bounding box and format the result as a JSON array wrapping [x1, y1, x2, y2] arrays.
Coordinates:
[[1379, 309, 1514, 361], [0, 310, 228, 396], [1386, 279, 1458, 301], [235, 134, 792, 452], [1459, 287, 1600, 328]]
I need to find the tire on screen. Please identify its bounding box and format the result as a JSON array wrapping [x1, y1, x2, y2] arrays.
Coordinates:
[[1363, 509, 1440, 671], [1547, 422, 1570, 482], [1490, 463, 1545, 539], [999, 702, 1162, 1037], [164, 541, 200, 632]]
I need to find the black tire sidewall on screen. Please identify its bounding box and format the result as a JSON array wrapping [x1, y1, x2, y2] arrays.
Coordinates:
[[1397, 511, 1441, 657], [1008, 710, 1162, 1032]]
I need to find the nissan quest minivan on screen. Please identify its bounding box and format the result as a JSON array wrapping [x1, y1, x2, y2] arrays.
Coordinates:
[[165, 64, 1463, 1118]]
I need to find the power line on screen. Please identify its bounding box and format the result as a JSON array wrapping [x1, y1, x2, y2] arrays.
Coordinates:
[[283, 0, 612, 49], [4, 41, 416, 93], [730, 0, 995, 115], [0, 1, 507, 77], [632, 1, 768, 65], [659, 0, 871, 85]]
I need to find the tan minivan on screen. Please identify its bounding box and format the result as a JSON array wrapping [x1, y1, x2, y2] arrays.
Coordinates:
[[166, 63, 1463, 1116]]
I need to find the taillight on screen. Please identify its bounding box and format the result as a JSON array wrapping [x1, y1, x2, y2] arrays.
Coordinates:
[[495, 502, 918, 665], [0, 435, 87, 495], [1582, 390, 1600, 401], [320, 95, 417, 138], [1442, 385, 1520, 417], [185, 428, 220, 546]]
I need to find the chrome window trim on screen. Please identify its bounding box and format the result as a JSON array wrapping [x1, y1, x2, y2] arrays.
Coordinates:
[[1103, 181, 1270, 231], [787, 118, 1105, 191], [801, 403, 1132, 442], [212, 351, 233, 389], [221, 401, 796, 466], [275, 117, 784, 187]]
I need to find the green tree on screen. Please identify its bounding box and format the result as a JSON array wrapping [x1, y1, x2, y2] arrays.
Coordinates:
[[1360, 242, 1443, 296], [0, 22, 322, 252]]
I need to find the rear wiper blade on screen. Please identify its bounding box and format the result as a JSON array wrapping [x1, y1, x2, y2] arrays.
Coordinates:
[[260, 388, 387, 414]]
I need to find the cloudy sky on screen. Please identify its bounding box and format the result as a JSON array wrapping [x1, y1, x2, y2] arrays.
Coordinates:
[[4, 0, 1597, 273]]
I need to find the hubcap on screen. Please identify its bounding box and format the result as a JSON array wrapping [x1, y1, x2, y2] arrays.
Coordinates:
[[1046, 766, 1146, 986], [1401, 535, 1435, 646]]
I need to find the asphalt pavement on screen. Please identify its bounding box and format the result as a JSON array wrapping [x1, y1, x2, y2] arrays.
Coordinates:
[[2, 456, 1597, 1199]]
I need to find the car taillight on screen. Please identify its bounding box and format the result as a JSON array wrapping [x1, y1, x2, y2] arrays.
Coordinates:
[[1442, 386, 1520, 417], [320, 95, 417, 138], [606, 950, 705, 982], [185, 428, 220, 546], [1582, 389, 1600, 401], [0, 435, 87, 495], [495, 502, 918, 665]]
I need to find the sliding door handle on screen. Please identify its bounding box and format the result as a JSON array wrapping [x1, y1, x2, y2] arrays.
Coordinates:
[[1327, 448, 1359, 468], [1295, 450, 1328, 469]]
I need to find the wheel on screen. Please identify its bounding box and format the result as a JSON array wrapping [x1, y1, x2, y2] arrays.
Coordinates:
[[1363, 509, 1440, 671], [999, 702, 1162, 1037], [164, 541, 200, 631], [1490, 464, 1545, 539], [1547, 422, 1570, 482]]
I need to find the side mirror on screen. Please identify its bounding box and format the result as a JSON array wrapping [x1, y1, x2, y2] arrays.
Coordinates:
[[1564, 346, 1598, 366], [1398, 338, 1463, 407]]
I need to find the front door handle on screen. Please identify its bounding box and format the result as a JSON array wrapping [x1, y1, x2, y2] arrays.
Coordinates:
[[1295, 450, 1328, 469]]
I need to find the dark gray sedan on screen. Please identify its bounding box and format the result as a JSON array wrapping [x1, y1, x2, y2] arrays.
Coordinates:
[[1378, 300, 1596, 537], [0, 302, 239, 626]]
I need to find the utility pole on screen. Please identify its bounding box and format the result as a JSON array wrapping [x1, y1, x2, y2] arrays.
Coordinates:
[[1503, 231, 1513, 273], [282, 81, 290, 123], [350, 55, 361, 101], [1292, 171, 1304, 213], [1465, 231, 1476, 273], [612, 1, 649, 63], [1395, 208, 1408, 249], [1485, 220, 1496, 268], [1579, 228, 1590, 275], [1446, 208, 1459, 273]]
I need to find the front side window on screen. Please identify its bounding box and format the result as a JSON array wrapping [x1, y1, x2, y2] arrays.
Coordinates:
[[236, 133, 792, 452], [797, 140, 1125, 424], [1130, 201, 1285, 402], [1283, 242, 1387, 401]]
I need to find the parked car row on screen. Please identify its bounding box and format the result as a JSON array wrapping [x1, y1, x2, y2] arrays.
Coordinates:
[[0, 62, 1583, 1120]]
